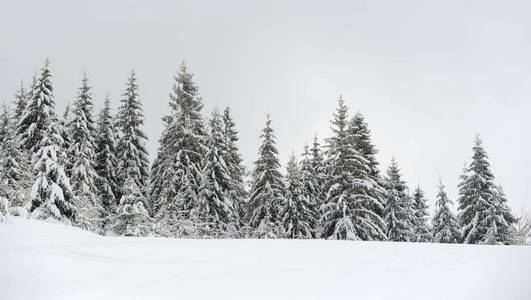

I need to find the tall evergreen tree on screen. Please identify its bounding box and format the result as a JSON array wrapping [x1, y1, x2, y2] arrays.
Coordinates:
[[95, 96, 119, 209], [116, 70, 150, 203], [383, 159, 414, 242], [347, 112, 387, 237], [281, 153, 316, 239], [18, 60, 56, 153], [432, 181, 460, 243], [247, 115, 285, 235], [151, 63, 206, 235], [29, 118, 75, 221], [412, 186, 432, 242], [321, 96, 386, 240], [0, 105, 31, 210], [308, 136, 326, 237], [195, 111, 238, 235], [67, 75, 103, 231], [60, 103, 73, 167], [482, 185, 516, 244], [457, 136, 516, 244], [68, 76, 98, 190], [309, 135, 326, 209], [222, 107, 246, 220], [0, 104, 9, 144], [300, 144, 321, 237], [12, 83, 27, 123], [348, 112, 381, 179]]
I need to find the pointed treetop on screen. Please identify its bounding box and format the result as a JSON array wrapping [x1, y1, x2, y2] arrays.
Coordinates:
[[179, 60, 188, 72], [474, 134, 482, 146], [387, 158, 400, 175], [81, 70, 89, 86]]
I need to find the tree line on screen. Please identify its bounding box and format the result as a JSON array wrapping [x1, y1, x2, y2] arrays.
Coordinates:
[[0, 59, 527, 244]]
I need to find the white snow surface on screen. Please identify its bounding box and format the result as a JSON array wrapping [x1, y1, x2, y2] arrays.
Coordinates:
[[1, 217, 530, 300]]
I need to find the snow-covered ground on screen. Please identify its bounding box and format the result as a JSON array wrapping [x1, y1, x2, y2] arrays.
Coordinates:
[[1, 217, 530, 300]]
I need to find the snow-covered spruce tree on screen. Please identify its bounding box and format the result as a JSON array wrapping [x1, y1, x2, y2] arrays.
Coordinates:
[[432, 181, 460, 243], [95, 95, 119, 210], [151, 63, 206, 236], [0, 105, 31, 213], [29, 118, 75, 222], [281, 153, 316, 239], [18, 60, 56, 153], [457, 136, 516, 244], [310, 135, 326, 200], [303, 135, 327, 216], [347, 112, 387, 237], [59, 103, 73, 168], [149, 122, 171, 215], [0, 104, 9, 145], [383, 159, 414, 242], [116, 71, 150, 205], [321, 96, 386, 240], [67, 75, 104, 232], [194, 111, 238, 236], [412, 186, 432, 242], [247, 115, 285, 237], [482, 185, 516, 244], [309, 135, 327, 237], [222, 107, 246, 223], [108, 161, 151, 236], [299, 144, 320, 237], [12, 83, 27, 123], [348, 112, 381, 180]]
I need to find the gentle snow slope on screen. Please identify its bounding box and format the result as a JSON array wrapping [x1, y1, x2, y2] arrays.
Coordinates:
[[1, 217, 530, 300]]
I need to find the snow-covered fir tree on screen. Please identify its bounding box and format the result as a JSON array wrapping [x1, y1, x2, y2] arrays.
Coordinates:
[[116, 70, 150, 204], [195, 111, 238, 236], [457, 136, 516, 244], [299, 144, 320, 237], [0, 105, 31, 212], [348, 112, 381, 180], [222, 107, 246, 222], [247, 115, 285, 237], [281, 153, 316, 239], [151, 63, 207, 236], [321, 96, 386, 240], [18, 60, 56, 153], [432, 181, 460, 243], [108, 161, 151, 236], [29, 118, 75, 222], [347, 112, 387, 236], [60, 103, 73, 168], [67, 75, 103, 232], [95, 95, 119, 210], [412, 186, 432, 242], [0, 104, 9, 145], [12, 83, 27, 123], [309, 136, 326, 214], [482, 185, 516, 244], [383, 159, 414, 242]]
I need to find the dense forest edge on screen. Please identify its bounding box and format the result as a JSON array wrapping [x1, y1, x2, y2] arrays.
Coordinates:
[[1, 59, 530, 245]]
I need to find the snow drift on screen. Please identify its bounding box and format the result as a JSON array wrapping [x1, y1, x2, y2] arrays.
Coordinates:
[[1, 217, 530, 300]]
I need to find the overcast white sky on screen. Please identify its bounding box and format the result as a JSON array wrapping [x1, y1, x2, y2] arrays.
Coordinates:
[[2, 0, 530, 213]]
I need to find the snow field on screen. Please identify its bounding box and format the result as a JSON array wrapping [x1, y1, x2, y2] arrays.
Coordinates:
[[1, 217, 530, 300]]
